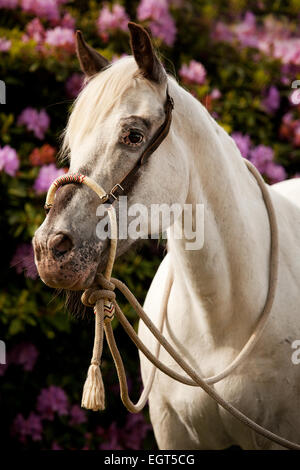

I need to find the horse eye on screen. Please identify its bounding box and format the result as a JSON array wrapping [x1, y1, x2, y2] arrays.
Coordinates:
[[122, 130, 144, 146], [128, 131, 143, 144]]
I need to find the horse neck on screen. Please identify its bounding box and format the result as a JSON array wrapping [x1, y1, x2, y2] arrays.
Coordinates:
[[167, 82, 271, 342]]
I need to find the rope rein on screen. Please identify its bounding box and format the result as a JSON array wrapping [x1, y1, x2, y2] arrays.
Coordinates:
[[45, 161, 299, 450]]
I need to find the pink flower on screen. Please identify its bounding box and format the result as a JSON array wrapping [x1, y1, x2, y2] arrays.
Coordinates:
[[45, 27, 75, 48], [97, 4, 129, 40], [137, 0, 176, 46], [248, 144, 286, 182], [60, 12, 75, 29], [0, 37, 11, 51], [21, 0, 60, 22], [18, 107, 50, 140], [33, 164, 65, 194], [12, 412, 43, 443], [148, 16, 176, 46], [265, 161, 287, 183], [23, 18, 45, 44], [69, 405, 87, 426], [65, 73, 84, 98], [210, 88, 221, 100], [10, 243, 38, 279], [262, 86, 280, 114], [213, 12, 258, 48], [0, 145, 19, 176], [234, 11, 258, 48], [36, 385, 69, 421], [0, 0, 18, 8], [231, 132, 252, 158], [137, 0, 168, 22], [273, 39, 300, 66], [6, 342, 39, 371], [179, 60, 206, 85], [212, 12, 300, 67], [212, 21, 234, 43], [249, 144, 274, 172]]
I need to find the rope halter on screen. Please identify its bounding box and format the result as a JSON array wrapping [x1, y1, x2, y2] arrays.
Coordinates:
[[46, 173, 118, 411]]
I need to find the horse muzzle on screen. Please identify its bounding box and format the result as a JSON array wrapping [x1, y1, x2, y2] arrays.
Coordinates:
[[33, 229, 100, 290]]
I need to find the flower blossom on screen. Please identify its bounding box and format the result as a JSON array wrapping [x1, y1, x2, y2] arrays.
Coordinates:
[[97, 4, 129, 41], [232, 133, 286, 183], [0, 0, 18, 8], [231, 132, 252, 158], [36, 385, 69, 421], [45, 26, 75, 48], [69, 405, 87, 426], [261, 86, 280, 114], [18, 107, 50, 140], [20, 0, 60, 22], [0, 145, 19, 176], [22, 18, 45, 44], [33, 164, 65, 194], [249, 145, 286, 183], [12, 413, 43, 443], [60, 12, 75, 29], [179, 60, 207, 85], [0, 37, 11, 51], [137, 0, 176, 46], [212, 11, 300, 66]]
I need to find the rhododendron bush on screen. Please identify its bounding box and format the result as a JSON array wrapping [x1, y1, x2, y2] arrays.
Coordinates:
[[1, 0, 300, 450]]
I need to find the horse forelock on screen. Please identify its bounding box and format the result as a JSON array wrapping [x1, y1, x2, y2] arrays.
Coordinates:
[[60, 56, 162, 160]]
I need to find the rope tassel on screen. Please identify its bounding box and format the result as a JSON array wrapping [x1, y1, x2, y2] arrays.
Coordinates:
[[81, 362, 105, 411], [81, 299, 106, 411]]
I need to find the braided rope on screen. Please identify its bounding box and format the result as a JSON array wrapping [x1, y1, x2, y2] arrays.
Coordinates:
[[45, 165, 300, 449]]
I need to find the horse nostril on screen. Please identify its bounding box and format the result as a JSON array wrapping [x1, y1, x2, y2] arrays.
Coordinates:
[[49, 233, 74, 258]]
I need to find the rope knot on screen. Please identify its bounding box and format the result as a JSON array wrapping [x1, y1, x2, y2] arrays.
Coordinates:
[[81, 273, 116, 308]]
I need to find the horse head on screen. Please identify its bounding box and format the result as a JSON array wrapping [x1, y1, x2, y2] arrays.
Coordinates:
[[33, 23, 188, 291]]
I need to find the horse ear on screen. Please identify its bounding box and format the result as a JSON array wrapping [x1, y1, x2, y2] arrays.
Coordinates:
[[76, 30, 109, 77], [128, 22, 166, 83]]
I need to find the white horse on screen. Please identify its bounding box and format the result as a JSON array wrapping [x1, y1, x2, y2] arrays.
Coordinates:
[[33, 23, 300, 450]]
